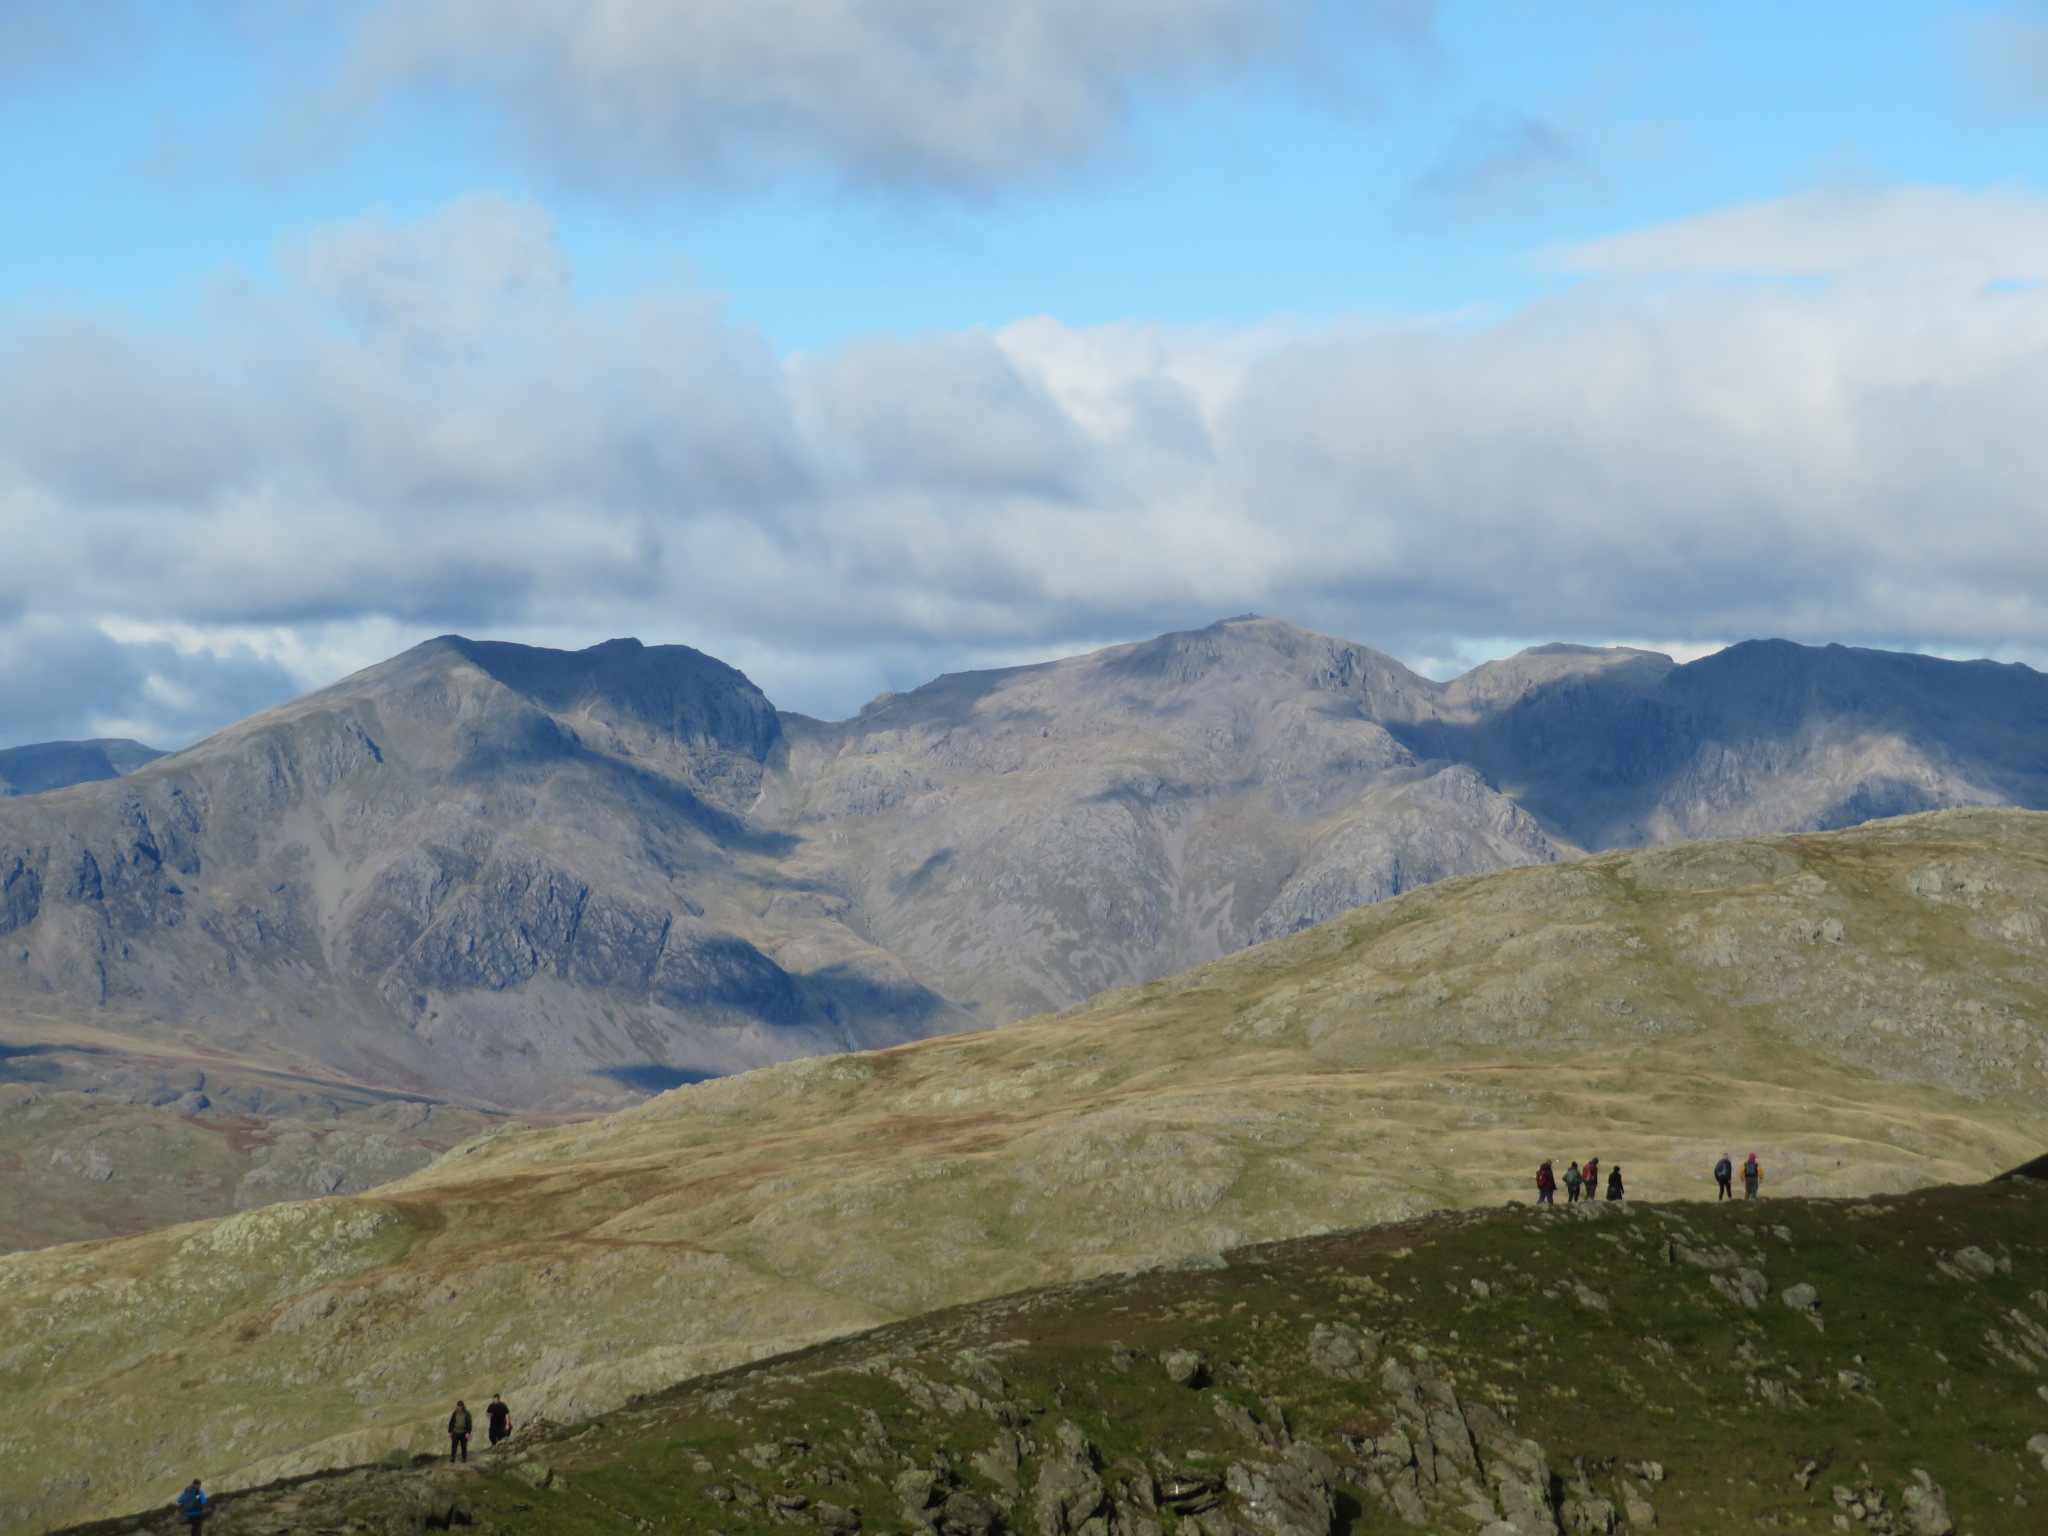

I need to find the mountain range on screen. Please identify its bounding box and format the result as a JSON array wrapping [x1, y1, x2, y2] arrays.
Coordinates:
[[4, 617, 2048, 1143]]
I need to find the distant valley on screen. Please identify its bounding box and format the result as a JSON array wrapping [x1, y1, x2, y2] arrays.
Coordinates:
[[4, 617, 2048, 1248]]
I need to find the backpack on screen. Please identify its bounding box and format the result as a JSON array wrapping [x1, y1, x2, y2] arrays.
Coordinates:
[[1715, 1158, 1731, 1179], [177, 1487, 207, 1515], [1744, 1157, 1760, 1178], [1563, 1164, 1581, 1186]]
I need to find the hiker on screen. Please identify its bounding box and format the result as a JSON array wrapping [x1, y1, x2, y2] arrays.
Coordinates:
[[448, 1400, 473, 1463], [1582, 1158, 1599, 1200], [1742, 1152, 1762, 1200], [175, 1479, 208, 1533], [1536, 1160, 1557, 1205], [1562, 1160, 1584, 1204], [1714, 1154, 1734, 1200], [1606, 1165, 1625, 1202], [486, 1394, 512, 1447]]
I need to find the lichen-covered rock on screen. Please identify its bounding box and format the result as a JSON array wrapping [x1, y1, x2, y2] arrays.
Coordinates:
[[1224, 1459, 1334, 1536], [1161, 1349, 1208, 1388], [1306, 1321, 1379, 1381], [1033, 1424, 1107, 1536], [1899, 1470, 1953, 1536]]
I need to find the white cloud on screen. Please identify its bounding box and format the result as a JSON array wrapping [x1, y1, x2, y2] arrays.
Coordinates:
[[5, 187, 2048, 744], [1556, 183, 2048, 278], [320, 0, 1409, 190]]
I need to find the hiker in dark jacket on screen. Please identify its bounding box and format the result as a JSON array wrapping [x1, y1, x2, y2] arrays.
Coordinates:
[[1562, 1160, 1583, 1204], [486, 1395, 512, 1446], [1605, 1165, 1625, 1202], [1582, 1158, 1599, 1199], [449, 1401, 473, 1462], [1714, 1154, 1734, 1200], [1742, 1152, 1762, 1199], [175, 1479, 208, 1532], [1536, 1160, 1557, 1204]]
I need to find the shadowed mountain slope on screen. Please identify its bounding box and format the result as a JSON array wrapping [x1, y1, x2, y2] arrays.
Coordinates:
[[0, 738, 163, 797], [1397, 638, 2048, 851], [7, 808, 2048, 1530]]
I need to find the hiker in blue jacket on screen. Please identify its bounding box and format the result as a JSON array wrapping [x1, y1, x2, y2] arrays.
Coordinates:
[[175, 1479, 209, 1533], [1714, 1154, 1734, 1200]]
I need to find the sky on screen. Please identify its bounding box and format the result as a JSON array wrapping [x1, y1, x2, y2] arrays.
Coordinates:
[[7, 1, 2048, 743]]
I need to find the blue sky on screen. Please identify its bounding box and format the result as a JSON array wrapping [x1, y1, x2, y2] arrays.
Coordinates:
[[8, 1, 2036, 343], [5, 0, 2048, 741]]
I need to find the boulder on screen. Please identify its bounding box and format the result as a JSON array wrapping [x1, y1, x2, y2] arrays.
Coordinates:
[[1307, 1321, 1380, 1381], [1162, 1349, 1210, 1388]]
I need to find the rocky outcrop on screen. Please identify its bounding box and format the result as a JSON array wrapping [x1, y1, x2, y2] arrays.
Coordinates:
[[1354, 1355, 1566, 1535]]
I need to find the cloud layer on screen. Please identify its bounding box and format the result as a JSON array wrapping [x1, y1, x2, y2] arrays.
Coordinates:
[[328, 0, 1397, 189], [6, 188, 2048, 744]]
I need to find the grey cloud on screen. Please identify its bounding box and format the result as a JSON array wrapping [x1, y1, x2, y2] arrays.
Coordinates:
[[0, 0, 134, 86], [1406, 105, 1586, 225], [1971, 5, 2048, 108], [0, 618, 298, 750], [6, 194, 2048, 746], [328, 0, 1398, 189]]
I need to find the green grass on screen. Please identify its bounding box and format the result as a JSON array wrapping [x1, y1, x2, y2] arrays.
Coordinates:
[[63, 1177, 2048, 1536]]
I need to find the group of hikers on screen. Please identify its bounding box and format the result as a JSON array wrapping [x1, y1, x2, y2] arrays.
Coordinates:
[[446, 1395, 516, 1462], [172, 1396, 515, 1529], [1535, 1156, 1624, 1203], [1532, 1152, 1764, 1205]]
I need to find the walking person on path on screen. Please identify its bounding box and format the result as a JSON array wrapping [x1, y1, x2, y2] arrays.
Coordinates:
[[1562, 1160, 1583, 1204], [448, 1401, 473, 1463], [175, 1479, 208, 1533], [1605, 1165, 1625, 1202], [1742, 1152, 1762, 1200], [1536, 1160, 1557, 1205], [1582, 1158, 1599, 1201], [486, 1395, 512, 1447], [1714, 1154, 1734, 1200]]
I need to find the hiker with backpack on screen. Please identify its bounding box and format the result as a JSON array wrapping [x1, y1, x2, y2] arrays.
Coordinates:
[[1742, 1152, 1762, 1199], [1536, 1160, 1557, 1204], [1714, 1154, 1734, 1200], [448, 1401, 473, 1463], [1582, 1158, 1599, 1200], [1562, 1160, 1584, 1204], [175, 1479, 208, 1532], [1606, 1165, 1625, 1202]]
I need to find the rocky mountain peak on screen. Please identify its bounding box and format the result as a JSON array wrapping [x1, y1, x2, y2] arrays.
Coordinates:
[[431, 635, 782, 761]]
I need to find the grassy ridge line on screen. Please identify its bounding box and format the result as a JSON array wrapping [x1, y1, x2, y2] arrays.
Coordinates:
[[49, 1180, 2048, 1536], [7, 810, 2048, 1532]]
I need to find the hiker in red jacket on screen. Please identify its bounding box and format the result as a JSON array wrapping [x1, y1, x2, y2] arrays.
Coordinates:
[[1536, 1160, 1557, 1204]]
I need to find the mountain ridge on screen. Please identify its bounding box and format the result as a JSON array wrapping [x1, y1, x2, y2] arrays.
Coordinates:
[[5, 617, 2048, 1253]]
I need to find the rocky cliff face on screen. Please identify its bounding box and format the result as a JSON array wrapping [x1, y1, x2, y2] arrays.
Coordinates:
[[6, 620, 2048, 1135], [0, 636, 957, 1118], [763, 617, 1565, 1020]]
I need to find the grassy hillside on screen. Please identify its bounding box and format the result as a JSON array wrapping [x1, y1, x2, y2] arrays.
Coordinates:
[[53, 1176, 2048, 1536], [7, 809, 2048, 1531]]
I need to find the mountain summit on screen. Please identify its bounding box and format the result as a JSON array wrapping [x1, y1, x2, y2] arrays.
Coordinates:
[[4, 617, 2047, 1138]]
